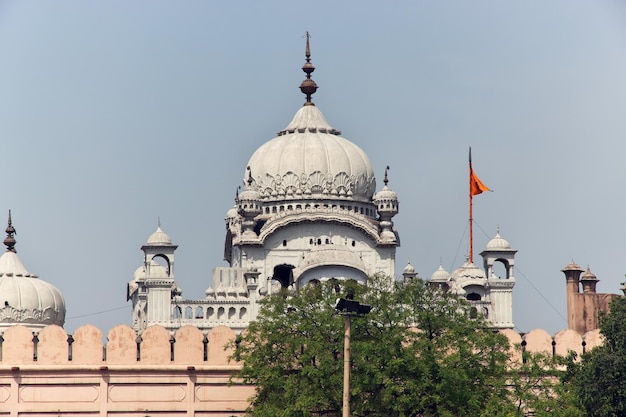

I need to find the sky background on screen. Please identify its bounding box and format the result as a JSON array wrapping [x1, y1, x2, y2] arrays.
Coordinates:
[[1, 1, 626, 335]]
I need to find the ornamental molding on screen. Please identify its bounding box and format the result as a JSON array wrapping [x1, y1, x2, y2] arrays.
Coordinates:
[[250, 170, 376, 202], [0, 306, 63, 326]]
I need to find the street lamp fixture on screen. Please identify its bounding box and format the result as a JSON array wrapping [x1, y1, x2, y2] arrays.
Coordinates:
[[334, 297, 371, 417]]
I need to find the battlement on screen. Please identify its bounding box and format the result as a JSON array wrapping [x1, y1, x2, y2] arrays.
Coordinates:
[[0, 324, 605, 415], [0, 324, 603, 367], [0, 324, 237, 366]]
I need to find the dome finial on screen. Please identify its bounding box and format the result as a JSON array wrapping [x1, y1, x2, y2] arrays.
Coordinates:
[[4, 209, 16, 253], [246, 166, 253, 187], [384, 165, 390, 186], [299, 31, 318, 106]]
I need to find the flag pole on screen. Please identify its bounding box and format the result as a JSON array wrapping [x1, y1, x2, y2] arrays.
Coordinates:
[[469, 147, 474, 263], [469, 146, 491, 263]]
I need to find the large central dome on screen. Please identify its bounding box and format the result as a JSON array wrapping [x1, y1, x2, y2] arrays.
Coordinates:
[[246, 105, 376, 202]]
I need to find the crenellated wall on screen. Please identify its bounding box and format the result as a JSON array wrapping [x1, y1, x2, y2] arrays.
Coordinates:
[[0, 324, 254, 416], [500, 328, 603, 365], [0, 324, 605, 416]]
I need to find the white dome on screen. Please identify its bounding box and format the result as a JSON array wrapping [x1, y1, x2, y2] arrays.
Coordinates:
[[403, 261, 416, 274], [133, 265, 146, 280], [147, 226, 172, 246], [451, 260, 487, 281], [430, 265, 451, 282], [485, 232, 511, 250], [0, 251, 66, 330], [226, 206, 239, 219], [246, 105, 376, 202], [374, 185, 398, 201]]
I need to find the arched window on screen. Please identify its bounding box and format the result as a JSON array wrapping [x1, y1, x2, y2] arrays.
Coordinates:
[[195, 306, 204, 319], [466, 293, 481, 301], [185, 306, 193, 319], [273, 264, 295, 288], [172, 306, 182, 319]]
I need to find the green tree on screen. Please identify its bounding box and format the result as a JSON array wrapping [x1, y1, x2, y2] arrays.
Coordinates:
[[231, 276, 516, 417], [498, 351, 583, 417], [564, 296, 626, 417]]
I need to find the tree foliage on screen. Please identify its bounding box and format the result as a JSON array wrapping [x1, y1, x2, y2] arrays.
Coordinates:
[[231, 276, 517, 417], [564, 296, 626, 417]]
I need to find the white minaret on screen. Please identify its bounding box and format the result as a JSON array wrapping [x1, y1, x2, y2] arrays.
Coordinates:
[[129, 222, 179, 332], [480, 228, 516, 329]]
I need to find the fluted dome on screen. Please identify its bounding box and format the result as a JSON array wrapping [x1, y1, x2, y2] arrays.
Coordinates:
[[0, 251, 66, 330], [246, 105, 376, 202], [485, 232, 511, 250], [147, 226, 172, 246], [374, 185, 397, 201]]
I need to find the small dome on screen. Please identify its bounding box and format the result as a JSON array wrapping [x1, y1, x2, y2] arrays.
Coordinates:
[[403, 261, 416, 274], [485, 231, 511, 250], [205, 286, 216, 298], [238, 187, 261, 202], [147, 226, 172, 246], [451, 260, 487, 281], [246, 105, 376, 202], [0, 251, 66, 330], [226, 206, 239, 219], [580, 266, 598, 282], [562, 260, 583, 272], [430, 265, 451, 282], [374, 185, 398, 201], [133, 266, 146, 280]]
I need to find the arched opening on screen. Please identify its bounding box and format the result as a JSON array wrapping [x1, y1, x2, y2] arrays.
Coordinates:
[[152, 254, 171, 276], [185, 306, 193, 319], [491, 259, 510, 279], [195, 306, 204, 319], [466, 293, 481, 301], [172, 306, 182, 319], [273, 264, 295, 288]]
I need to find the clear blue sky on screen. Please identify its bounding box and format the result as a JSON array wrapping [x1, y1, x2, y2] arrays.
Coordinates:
[[1, 1, 626, 334]]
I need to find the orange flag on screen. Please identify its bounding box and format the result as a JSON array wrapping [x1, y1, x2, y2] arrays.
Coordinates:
[[470, 168, 490, 196], [469, 148, 490, 197]]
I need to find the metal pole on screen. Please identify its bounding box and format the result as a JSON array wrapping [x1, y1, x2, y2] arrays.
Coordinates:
[[343, 314, 351, 417]]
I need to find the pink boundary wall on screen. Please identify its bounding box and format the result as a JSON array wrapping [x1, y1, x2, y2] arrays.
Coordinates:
[[0, 324, 604, 416], [0, 324, 254, 416]]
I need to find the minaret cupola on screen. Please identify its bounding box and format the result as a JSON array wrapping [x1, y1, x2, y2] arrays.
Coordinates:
[[374, 166, 399, 243]]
